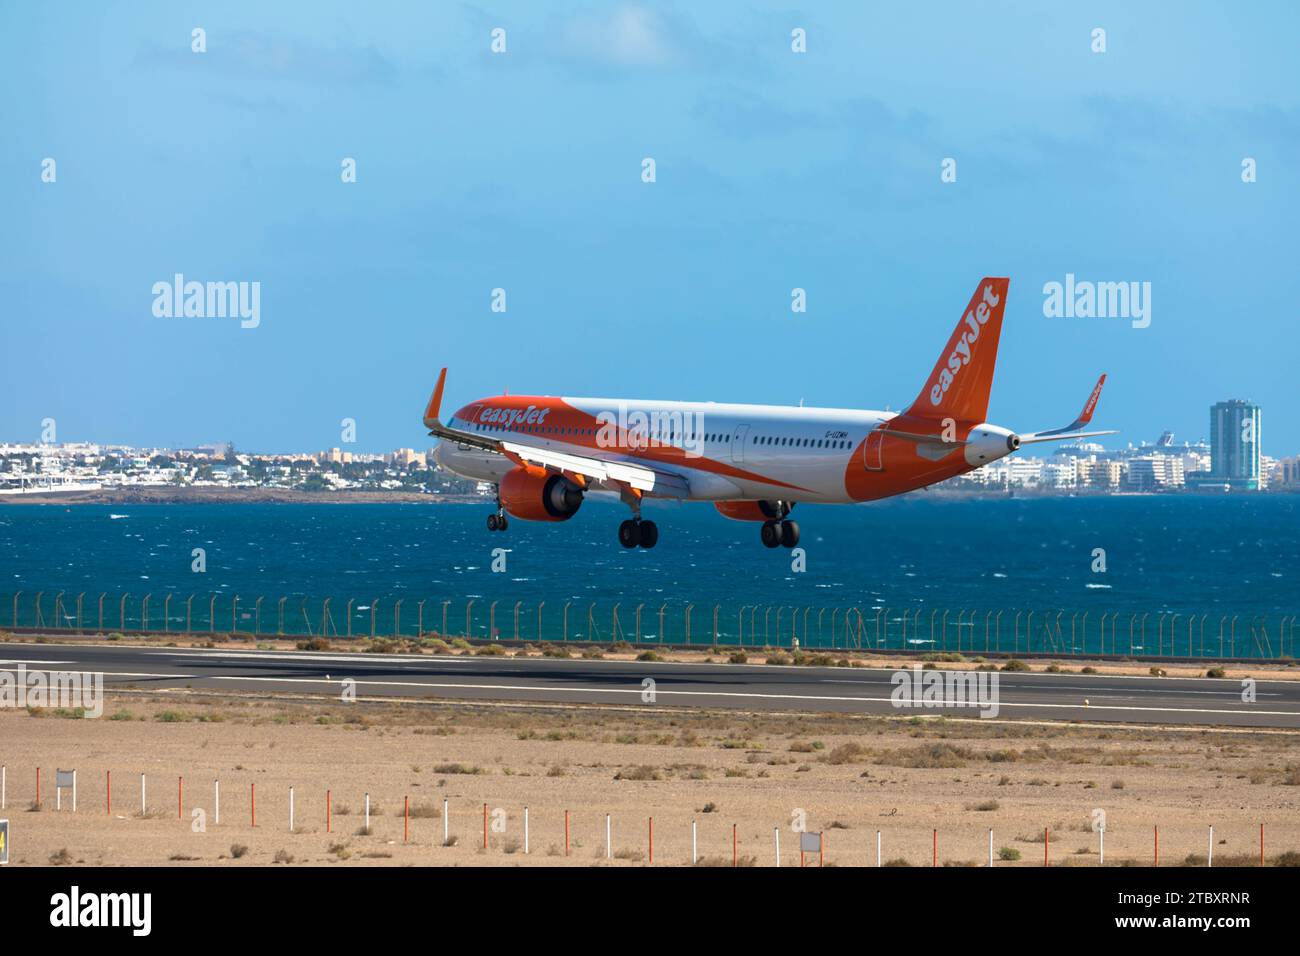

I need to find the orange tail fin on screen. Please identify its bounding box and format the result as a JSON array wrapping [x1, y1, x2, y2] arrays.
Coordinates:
[[905, 277, 1010, 423]]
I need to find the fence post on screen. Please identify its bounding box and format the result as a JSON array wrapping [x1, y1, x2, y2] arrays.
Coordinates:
[[565, 810, 570, 857], [524, 806, 529, 855], [214, 779, 219, 826], [365, 793, 370, 834], [178, 776, 182, 820], [106, 770, 110, 815], [36, 767, 41, 809], [404, 796, 409, 842], [443, 797, 449, 844], [483, 803, 488, 849], [933, 828, 937, 867], [251, 782, 256, 827], [606, 813, 611, 860], [1208, 825, 1213, 867], [877, 830, 881, 867], [733, 823, 737, 867], [1099, 825, 1104, 866], [139, 773, 144, 815], [1, 764, 5, 810], [289, 786, 294, 832], [988, 828, 993, 867], [327, 790, 331, 833], [692, 819, 697, 865], [774, 826, 780, 867], [1154, 825, 1158, 867], [1045, 827, 1049, 867], [649, 817, 653, 864]]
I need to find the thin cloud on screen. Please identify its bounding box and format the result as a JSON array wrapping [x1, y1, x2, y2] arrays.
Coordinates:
[[133, 31, 399, 86]]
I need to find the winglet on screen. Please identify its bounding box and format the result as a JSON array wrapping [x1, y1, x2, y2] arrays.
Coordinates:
[[1037, 373, 1105, 436], [1066, 373, 1106, 432], [1017, 373, 1116, 445], [423, 368, 448, 429]]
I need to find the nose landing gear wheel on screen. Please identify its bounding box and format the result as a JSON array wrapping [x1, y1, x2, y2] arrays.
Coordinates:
[[760, 521, 781, 548]]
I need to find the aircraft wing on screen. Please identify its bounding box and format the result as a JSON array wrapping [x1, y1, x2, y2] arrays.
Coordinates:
[[422, 367, 690, 498], [500, 441, 691, 498], [1018, 374, 1118, 445]]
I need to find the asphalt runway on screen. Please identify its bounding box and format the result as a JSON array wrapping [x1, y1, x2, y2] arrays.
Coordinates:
[[2, 642, 1299, 728]]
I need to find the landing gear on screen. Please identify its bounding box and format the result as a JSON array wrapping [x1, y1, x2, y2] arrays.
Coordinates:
[[617, 517, 659, 549], [759, 501, 799, 548], [487, 493, 507, 532], [761, 520, 799, 548]]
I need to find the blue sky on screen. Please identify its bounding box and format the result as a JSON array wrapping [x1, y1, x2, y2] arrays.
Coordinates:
[[3, 2, 1298, 454]]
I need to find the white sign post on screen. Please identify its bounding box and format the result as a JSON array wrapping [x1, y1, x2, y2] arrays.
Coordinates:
[[56, 769, 76, 812]]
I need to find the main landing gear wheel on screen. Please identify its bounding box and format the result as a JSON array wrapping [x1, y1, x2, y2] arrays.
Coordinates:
[[761, 520, 799, 548], [617, 518, 659, 549], [488, 512, 508, 531]]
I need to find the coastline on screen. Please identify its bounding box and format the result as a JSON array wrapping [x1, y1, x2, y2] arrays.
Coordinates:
[[0, 487, 487, 506]]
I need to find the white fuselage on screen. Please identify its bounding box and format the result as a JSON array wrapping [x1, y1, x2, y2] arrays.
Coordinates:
[[434, 395, 1015, 504]]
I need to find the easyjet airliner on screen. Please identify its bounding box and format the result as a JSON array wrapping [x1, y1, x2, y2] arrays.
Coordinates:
[[426, 277, 1114, 549]]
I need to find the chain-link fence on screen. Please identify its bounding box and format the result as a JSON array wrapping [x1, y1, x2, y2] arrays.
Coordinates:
[[3, 590, 1295, 661]]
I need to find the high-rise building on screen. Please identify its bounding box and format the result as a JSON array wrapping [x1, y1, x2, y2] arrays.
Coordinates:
[[1211, 400, 1262, 488], [1188, 400, 1262, 491]]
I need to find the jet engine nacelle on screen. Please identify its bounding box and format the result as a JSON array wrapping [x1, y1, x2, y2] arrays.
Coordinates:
[[714, 500, 791, 522], [500, 466, 584, 522]]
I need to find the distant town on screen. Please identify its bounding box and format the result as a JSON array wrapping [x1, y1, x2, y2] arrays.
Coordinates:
[[2, 400, 1294, 499]]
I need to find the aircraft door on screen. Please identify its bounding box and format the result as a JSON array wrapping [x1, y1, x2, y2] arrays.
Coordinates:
[[863, 428, 885, 471], [731, 424, 750, 464]]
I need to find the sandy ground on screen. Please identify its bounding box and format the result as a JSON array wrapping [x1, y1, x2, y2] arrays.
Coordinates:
[[3, 689, 1299, 867]]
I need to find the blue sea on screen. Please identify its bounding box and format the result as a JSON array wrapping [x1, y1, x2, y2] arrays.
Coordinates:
[[1, 495, 1296, 657]]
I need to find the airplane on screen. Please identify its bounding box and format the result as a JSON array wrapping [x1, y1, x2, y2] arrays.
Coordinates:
[[425, 277, 1115, 549]]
